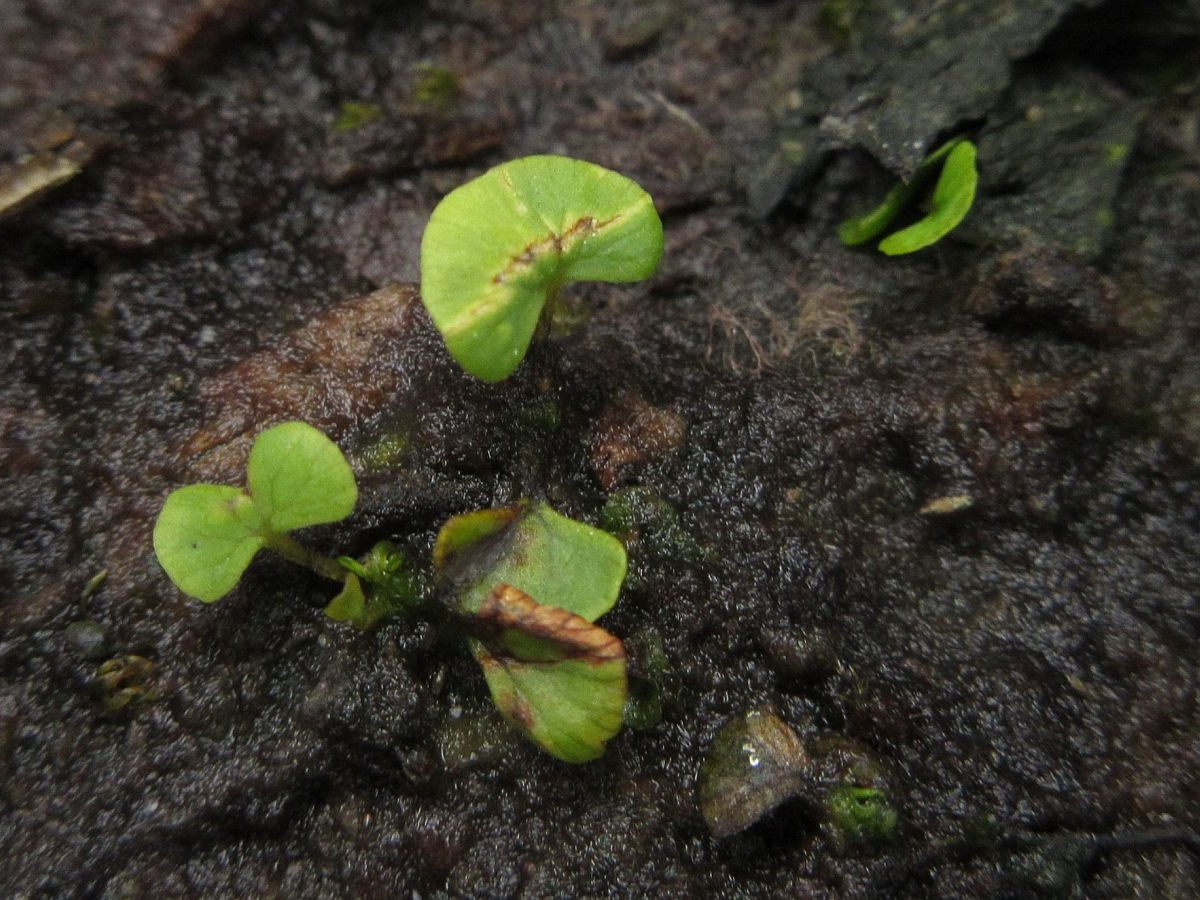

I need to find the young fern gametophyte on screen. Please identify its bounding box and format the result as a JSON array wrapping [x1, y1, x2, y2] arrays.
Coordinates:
[[419, 155, 664, 381]]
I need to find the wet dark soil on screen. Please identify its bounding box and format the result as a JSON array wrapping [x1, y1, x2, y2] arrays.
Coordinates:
[[2, 1, 1199, 896]]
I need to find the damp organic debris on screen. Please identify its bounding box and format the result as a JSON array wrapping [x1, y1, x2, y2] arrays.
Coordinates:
[[419, 154, 664, 380]]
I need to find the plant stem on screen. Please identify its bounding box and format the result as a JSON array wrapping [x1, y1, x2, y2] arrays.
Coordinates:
[[264, 533, 347, 583], [533, 283, 563, 342]]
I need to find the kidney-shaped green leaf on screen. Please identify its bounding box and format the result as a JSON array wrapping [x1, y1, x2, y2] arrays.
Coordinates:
[[420, 155, 664, 381], [246, 421, 357, 534], [153, 484, 265, 602], [435, 501, 627, 621], [471, 585, 627, 762]]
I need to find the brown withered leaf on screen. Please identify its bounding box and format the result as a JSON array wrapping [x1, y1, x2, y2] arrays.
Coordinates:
[[698, 707, 811, 839], [474, 584, 626, 664]]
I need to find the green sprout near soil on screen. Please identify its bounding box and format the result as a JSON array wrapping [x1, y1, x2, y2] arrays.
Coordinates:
[[412, 63, 460, 109], [839, 138, 978, 255], [419, 154, 664, 381], [334, 100, 384, 132], [327, 541, 422, 630], [826, 785, 898, 849], [153, 423, 628, 762], [153, 421, 357, 602], [434, 502, 629, 762]]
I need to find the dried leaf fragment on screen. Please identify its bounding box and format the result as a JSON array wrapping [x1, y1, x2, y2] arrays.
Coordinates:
[[698, 707, 810, 839], [0, 148, 87, 220]]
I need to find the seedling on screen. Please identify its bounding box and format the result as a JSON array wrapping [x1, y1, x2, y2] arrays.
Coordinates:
[[334, 101, 384, 132], [826, 785, 898, 848], [153, 421, 357, 602], [95, 654, 158, 712], [412, 63, 460, 109], [419, 155, 664, 381], [839, 138, 978, 255], [328, 541, 422, 630], [434, 502, 629, 762], [154, 427, 630, 762]]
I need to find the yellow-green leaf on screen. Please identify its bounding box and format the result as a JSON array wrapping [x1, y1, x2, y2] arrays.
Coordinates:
[[420, 155, 663, 381], [471, 585, 627, 762], [879, 141, 978, 255], [838, 137, 977, 254], [435, 502, 627, 622], [152, 485, 265, 602], [246, 421, 357, 534]]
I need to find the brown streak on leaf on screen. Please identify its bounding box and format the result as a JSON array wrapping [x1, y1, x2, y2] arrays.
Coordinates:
[[491, 214, 620, 285], [476, 584, 625, 663]]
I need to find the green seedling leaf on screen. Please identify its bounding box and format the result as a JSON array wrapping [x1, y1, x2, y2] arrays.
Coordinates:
[[420, 155, 664, 381], [435, 502, 627, 621], [246, 421, 357, 534], [838, 137, 963, 246], [879, 141, 977, 255], [471, 584, 627, 763], [324, 571, 368, 625], [154, 421, 358, 603], [837, 177, 915, 247], [330, 542, 423, 629], [153, 484, 265, 602], [838, 138, 976, 253], [435, 502, 630, 761]]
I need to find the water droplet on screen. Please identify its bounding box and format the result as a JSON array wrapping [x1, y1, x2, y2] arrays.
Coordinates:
[[742, 741, 761, 767]]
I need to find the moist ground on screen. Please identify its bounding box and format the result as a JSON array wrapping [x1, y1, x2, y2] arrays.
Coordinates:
[[1, 1, 1198, 896]]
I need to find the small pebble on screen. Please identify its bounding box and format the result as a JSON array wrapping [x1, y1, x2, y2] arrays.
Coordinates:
[[65, 619, 110, 660]]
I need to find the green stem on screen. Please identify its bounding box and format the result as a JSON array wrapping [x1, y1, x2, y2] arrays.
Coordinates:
[[264, 532, 347, 583], [534, 283, 563, 342]]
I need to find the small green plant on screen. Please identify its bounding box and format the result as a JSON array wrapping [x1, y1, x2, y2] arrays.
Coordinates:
[[153, 421, 357, 602], [327, 541, 422, 630], [419, 155, 664, 381], [412, 63, 460, 109], [334, 100, 384, 132], [434, 502, 629, 762], [825, 785, 898, 849], [153, 425, 629, 762], [839, 138, 978, 255]]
